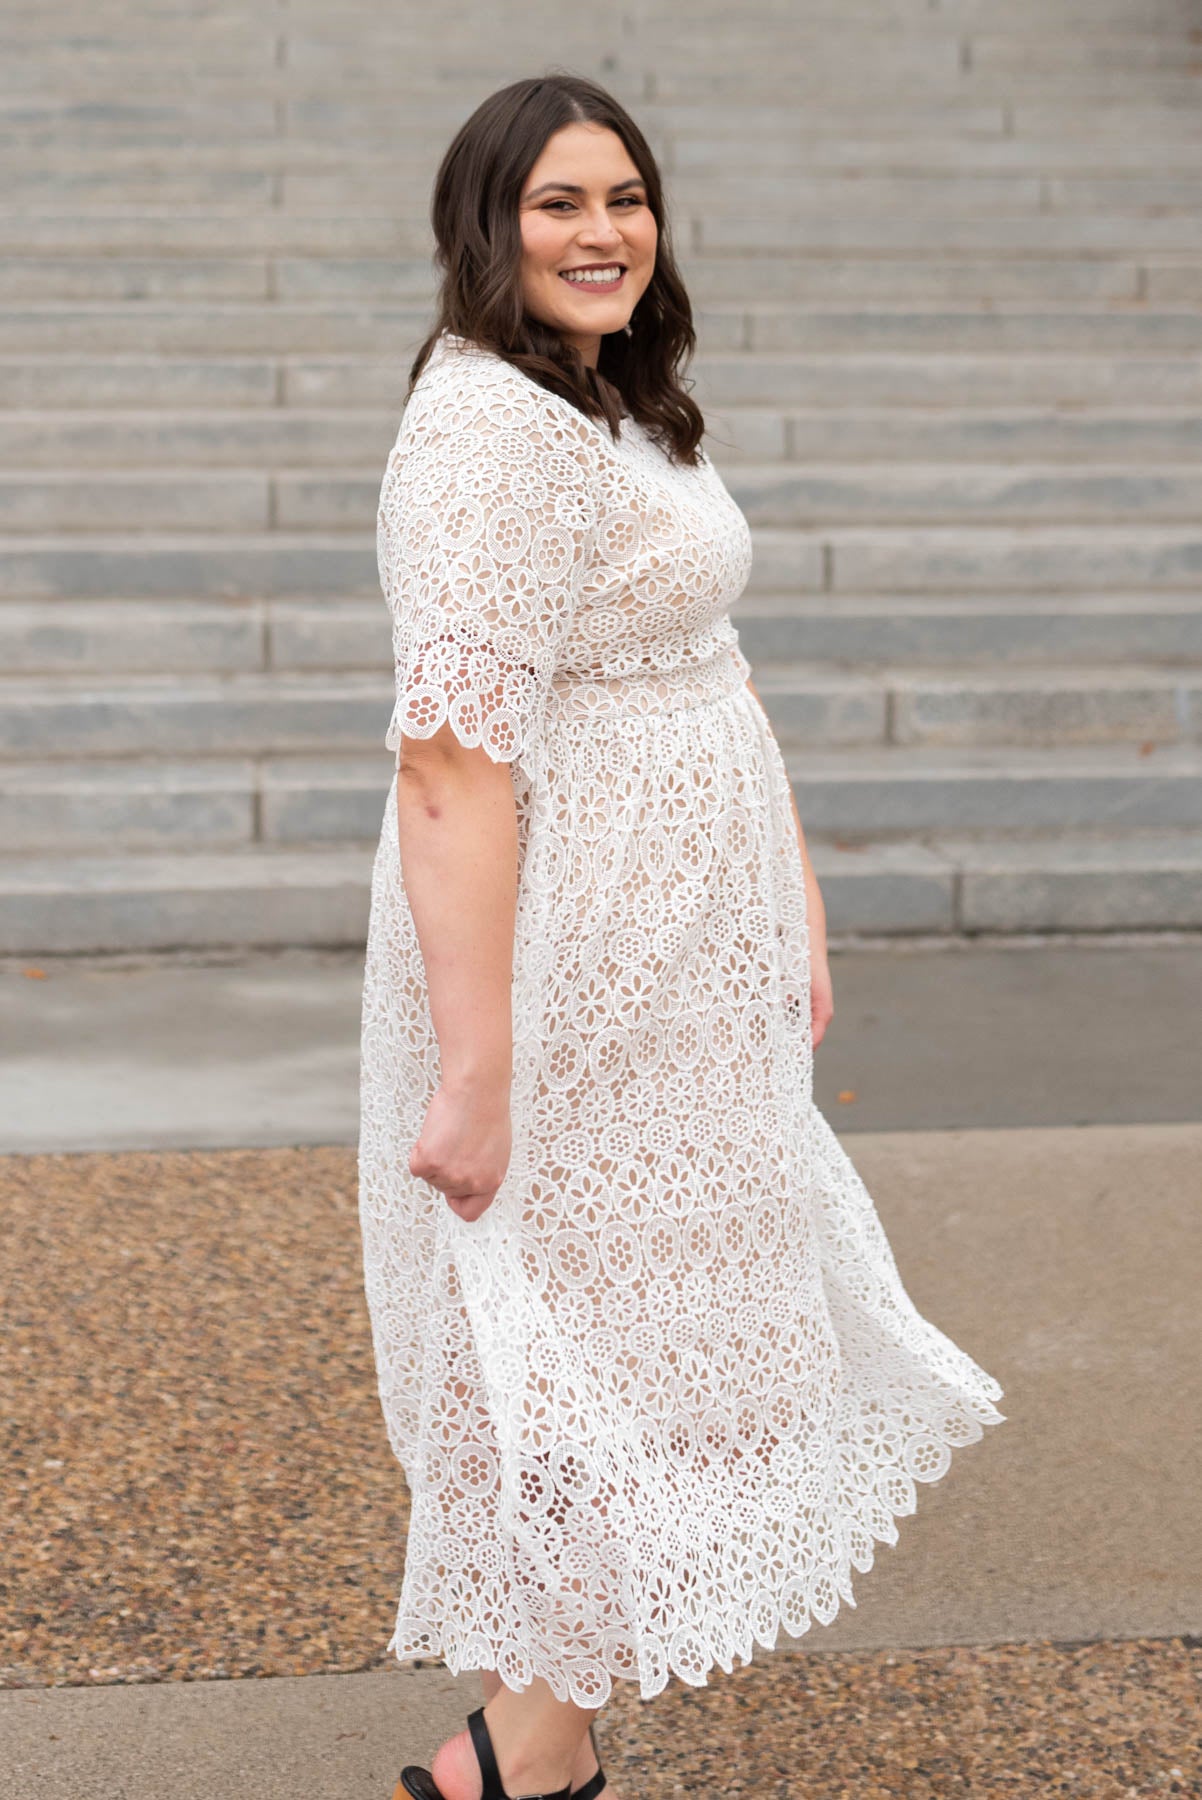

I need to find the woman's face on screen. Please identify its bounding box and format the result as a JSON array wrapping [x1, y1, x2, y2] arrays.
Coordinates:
[[518, 121, 658, 369]]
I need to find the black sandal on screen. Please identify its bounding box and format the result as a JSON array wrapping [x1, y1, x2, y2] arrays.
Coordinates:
[[573, 1724, 607, 1800], [396, 1705, 606, 1800]]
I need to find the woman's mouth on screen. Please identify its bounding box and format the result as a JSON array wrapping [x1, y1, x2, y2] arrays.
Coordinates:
[[558, 265, 626, 292]]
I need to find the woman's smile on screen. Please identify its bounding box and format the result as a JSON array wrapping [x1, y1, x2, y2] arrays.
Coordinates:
[[559, 264, 626, 291], [519, 120, 657, 366]]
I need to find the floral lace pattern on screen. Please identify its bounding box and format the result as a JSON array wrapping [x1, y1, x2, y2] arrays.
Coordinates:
[[359, 332, 1006, 1706]]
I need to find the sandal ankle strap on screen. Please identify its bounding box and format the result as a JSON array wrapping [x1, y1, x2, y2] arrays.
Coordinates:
[[467, 1707, 574, 1800]]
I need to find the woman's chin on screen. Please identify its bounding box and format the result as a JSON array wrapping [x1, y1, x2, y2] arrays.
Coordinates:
[[555, 305, 636, 341]]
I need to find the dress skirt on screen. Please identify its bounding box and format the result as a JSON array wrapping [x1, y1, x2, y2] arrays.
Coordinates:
[[358, 652, 1007, 1707]]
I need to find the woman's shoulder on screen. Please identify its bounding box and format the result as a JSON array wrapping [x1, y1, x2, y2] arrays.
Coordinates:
[[401, 331, 605, 456], [407, 331, 545, 412]]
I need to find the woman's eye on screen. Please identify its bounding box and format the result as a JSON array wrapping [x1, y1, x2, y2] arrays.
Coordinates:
[[543, 197, 643, 213]]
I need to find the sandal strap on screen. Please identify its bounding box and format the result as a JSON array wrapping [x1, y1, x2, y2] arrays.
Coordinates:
[[467, 1707, 573, 1800], [573, 1722, 606, 1800]]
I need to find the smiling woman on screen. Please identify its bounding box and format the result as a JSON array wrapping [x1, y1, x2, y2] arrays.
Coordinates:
[[406, 73, 706, 465], [517, 137, 658, 371], [359, 67, 1006, 1800]]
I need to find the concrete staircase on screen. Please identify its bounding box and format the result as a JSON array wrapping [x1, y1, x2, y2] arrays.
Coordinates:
[[2, 0, 1202, 951]]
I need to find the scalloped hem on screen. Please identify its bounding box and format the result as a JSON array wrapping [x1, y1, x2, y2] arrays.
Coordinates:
[[384, 1391, 1006, 1707]]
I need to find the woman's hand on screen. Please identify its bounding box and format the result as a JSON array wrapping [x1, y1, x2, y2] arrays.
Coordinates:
[[810, 944, 835, 1050], [409, 1075, 513, 1223]]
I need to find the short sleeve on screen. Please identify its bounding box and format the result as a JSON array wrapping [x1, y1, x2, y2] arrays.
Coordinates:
[[378, 353, 600, 767]]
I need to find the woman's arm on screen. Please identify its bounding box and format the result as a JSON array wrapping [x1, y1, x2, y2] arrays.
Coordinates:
[[395, 723, 519, 1222], [745, 674, 835, 1048]]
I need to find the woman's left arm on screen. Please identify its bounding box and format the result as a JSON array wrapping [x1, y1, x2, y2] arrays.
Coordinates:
[[745, 674, 835, 1049]]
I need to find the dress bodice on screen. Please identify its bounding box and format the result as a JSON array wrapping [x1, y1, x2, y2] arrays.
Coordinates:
[[377, 330, 755, 763]]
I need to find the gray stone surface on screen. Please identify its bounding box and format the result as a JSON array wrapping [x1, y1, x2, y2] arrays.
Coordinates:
[[785, 744, 1202, 833], [4, 824, 1202, 952], [738, 595, 1202, 668], [828, 525, 1202, 592], [0, 675, 393, 758], [0, 1668, 467, 1800], [0, 601, 264, 675], [2, 0, 1199, 952], [0, 760, 257, 851], [3, 939, 1200, 1155], [0, 849, 373, 954], [1, 1068, 1199, 1795]]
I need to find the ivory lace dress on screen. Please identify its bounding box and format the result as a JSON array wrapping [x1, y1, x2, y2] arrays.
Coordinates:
[[358, 329, 1006, 1707]]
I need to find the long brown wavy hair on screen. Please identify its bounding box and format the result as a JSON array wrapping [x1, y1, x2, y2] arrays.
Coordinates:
[[407, 72, 706, 467]]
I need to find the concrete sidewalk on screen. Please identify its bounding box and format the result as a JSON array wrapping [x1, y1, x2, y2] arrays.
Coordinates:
[[3, 1121, 1200, 1797], [3, 936, 1200, 1153], [3, 942, 1199, 1799], [4, 1644, 1195, 1800]]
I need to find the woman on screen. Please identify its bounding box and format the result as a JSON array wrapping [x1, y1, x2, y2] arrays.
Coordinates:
[[358, 72, 1006, 1800]]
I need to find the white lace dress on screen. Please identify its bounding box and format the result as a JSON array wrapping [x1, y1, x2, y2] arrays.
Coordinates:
[[358, 330, 1006, 1707]]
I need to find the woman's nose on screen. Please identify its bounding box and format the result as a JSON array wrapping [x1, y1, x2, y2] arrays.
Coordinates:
[[577, 209, 624, 246]]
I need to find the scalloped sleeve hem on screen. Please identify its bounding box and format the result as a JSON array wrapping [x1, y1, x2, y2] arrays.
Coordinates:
[[385, 617, 552, 767]]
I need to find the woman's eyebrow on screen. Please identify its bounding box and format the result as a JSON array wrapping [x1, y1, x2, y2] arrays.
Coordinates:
[[523, 177, 646, 201]]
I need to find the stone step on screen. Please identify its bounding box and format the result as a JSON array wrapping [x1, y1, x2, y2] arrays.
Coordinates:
[[928, 829, 1202, 935], [780, 742, 1202, 835], [0, 846, 373, 954], [687, 255, 1144, 303], [0, 600, 266, 673], [0, 528, 821, 598], [16, 188, 1202, 240], [0, 95, 1014, 143], [5, 593, 1201, 678], [37, 402, 1202, 468], [5, 523, 1201, 600], [820, 526, 1202, 593], [0, 303, 733, 354], [1012, 101, 1202, 137], [694, 354, 1202, 407], [0, 250, 1181, 308], [669, 135, 1202, 175], [1146, 267, 1202, 304], [940, 0, 1199, 25], [4, 664, 1191, 770], [5, 405, 1200, 468], [741, 310, 1202, 353], [653, 70, 1202, 103], [0, 674, 395, 760], [8, 460, 1201, 532], [734, 410, 1202, 461], [3, 742, 1200, 851], [738, 594, 1202, 670], [3, 825, 1200, 953], [0, 354, 280, 407], [10, 0, 1194, 20], [5, 354, 1200, 414], [9, 0, 1192, 29], [0, 759, 257, 851], [721, 464, 1202, 525], [9, 88, 1202, 140], [8, 50, 1200, 104], [762, 664, 1202, 748], [810, 828, 1202, 935], [11, 206, 1202, 258], [2, 304, 1199, 358], [0, 409, 402, 465], [967, 33, 1202, 71], [0, 471, 270, 531], [0, 0, 1196, 958], [10, 132, 1202, 179]]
